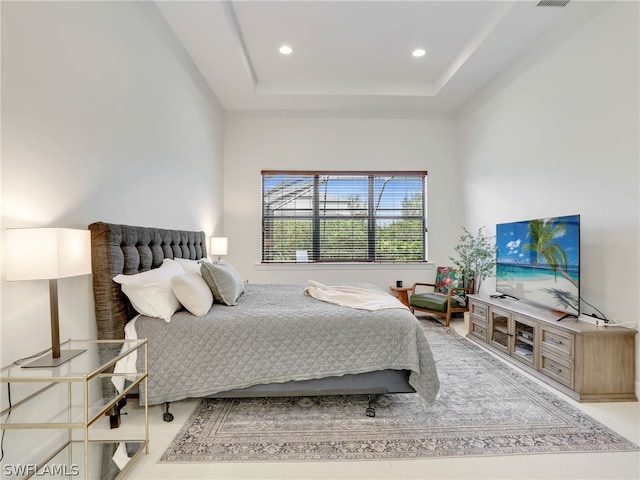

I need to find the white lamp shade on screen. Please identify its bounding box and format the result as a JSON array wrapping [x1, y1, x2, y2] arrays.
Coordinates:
[[210, 237, 228, 256], [6, 228, 92, 281]]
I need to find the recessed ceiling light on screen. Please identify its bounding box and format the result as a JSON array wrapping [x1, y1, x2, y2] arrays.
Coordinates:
[[412, 48, 426, 58], [279, 45, 293, 55]]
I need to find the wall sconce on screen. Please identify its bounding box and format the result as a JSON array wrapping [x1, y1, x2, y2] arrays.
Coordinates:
[[210, 237, 228, 261], [6, 228, 92, 368]]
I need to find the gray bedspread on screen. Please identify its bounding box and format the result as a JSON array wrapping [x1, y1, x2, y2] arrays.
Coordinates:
[[134, 283, 440, 406]]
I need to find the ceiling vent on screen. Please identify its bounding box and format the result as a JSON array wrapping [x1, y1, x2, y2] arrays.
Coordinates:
[[536, 0, 571, 6]]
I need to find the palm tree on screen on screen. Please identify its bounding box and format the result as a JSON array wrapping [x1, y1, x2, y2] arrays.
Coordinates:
[[522, 219, 578, 288]]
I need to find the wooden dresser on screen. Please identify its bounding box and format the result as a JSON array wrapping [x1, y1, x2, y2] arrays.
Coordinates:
[[467, 294, 637, 402]]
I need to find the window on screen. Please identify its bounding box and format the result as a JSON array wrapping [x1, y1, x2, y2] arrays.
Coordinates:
[[262, 171, 427, 263]]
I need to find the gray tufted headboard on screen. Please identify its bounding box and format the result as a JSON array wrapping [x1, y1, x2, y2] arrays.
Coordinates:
[[89, 222, 207, 342]]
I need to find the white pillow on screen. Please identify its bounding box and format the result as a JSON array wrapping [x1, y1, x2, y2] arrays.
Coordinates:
[[174, 257, 209, 275], [113, 259, 184, 322], [171, 272, 213, 316]]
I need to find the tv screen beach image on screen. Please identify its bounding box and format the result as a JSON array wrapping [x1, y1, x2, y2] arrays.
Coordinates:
[[496, 214, 580, 315]]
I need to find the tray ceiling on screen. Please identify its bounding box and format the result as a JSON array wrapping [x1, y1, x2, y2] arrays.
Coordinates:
[[156, 1, 575, 113]]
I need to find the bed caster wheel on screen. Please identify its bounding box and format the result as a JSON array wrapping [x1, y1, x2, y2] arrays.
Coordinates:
[[366, 406, 376, 417], [163, 402, 174, 422]]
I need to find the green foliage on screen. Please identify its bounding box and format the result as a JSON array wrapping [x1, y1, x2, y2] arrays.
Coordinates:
[[268, 218, 424, 262], [321, 219, 368, 260], [269, 219, 312, 261], [375, 219, 424, 261], [449, 227, 496, 294], [401, 193, 423, 215]]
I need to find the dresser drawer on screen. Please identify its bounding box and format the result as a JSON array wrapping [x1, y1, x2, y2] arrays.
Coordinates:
[[541, 327, 574, 359], [470, 322, 487, 341], [470, 302, 488, 320], [540, 353, 574, 388]]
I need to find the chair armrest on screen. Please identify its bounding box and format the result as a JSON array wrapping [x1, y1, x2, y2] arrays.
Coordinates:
[[412, 282, 436, 294], [448, 285, 472, 296], [445, 286, 473, 308]]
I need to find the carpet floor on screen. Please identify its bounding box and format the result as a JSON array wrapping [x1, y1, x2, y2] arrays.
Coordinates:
[[160, 318, 638, 462]]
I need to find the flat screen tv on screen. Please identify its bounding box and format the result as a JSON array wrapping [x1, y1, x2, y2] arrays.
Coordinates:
[[495, 214, 580, 316]]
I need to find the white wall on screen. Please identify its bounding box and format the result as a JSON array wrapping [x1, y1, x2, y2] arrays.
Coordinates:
[[223, 113, 462, 289], [457, 2, 639, 389], [1, 1, 225, 463]]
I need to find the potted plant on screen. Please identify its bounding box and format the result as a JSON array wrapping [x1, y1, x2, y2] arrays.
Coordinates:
[[449, 226, 496, 294]]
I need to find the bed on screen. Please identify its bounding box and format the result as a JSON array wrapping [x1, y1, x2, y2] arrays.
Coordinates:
[[89, 222, 440, 422]]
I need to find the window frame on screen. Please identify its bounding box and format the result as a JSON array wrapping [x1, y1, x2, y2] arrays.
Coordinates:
[[261, 170, 428, 264]]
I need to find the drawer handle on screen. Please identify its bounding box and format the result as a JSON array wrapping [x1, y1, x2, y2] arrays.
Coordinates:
[[548, 338, 563, 345]]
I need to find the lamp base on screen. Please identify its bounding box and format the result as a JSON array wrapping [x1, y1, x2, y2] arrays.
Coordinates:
[[21, 349, 87, 368]]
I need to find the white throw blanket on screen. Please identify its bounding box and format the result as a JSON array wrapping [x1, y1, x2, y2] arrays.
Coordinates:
[[111, 315, 140, 394], [303, 280, 409, 311]]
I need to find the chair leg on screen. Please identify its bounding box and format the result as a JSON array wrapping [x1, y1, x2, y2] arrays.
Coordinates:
[[445, 311, 451, 327]]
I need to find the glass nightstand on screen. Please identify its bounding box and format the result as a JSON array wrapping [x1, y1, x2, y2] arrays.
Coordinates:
[[1, 339, 148, 479]]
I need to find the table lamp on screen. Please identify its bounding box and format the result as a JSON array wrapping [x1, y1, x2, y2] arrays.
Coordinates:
[[211, 237, 228, 261], [6, 228, 92, 368]]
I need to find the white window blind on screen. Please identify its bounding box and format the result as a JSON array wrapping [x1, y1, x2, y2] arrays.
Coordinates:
[[262, 171, 427, 263]]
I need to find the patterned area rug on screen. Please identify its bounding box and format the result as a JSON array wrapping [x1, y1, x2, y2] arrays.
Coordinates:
[[160, 318, 638, 462]]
